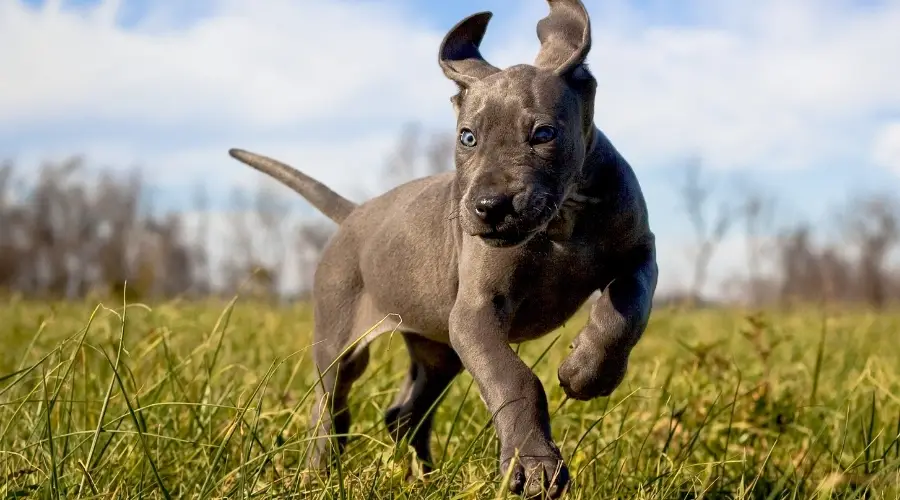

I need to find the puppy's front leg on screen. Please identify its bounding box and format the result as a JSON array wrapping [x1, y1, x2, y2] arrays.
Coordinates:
[[449, 300, 568, 498], [558, 238, 659, 401]]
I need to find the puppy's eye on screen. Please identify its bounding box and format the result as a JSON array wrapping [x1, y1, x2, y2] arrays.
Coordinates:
[[459, 128, 477, 148], [531, 125, 557, 144]]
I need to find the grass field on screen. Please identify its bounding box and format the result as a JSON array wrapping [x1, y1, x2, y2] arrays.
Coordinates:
[[2, 295, 899, 499]]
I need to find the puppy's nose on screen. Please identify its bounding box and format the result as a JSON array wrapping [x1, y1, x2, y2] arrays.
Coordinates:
[[472, 193, 514, 224]]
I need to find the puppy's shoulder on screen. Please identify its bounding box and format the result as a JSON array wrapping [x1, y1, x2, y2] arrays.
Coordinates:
[[577, 130, 652, 249]]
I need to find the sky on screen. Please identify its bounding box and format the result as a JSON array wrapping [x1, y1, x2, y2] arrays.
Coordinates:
[[2, 0, 899, 296]]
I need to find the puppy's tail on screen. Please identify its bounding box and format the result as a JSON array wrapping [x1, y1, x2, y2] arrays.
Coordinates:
[[228, 148, 356, 224]]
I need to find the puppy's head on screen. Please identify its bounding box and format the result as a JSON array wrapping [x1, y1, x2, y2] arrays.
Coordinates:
[[439, 0, 596, 248]]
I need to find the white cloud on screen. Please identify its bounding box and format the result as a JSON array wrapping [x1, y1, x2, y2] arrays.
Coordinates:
[[583, 0, 900, 171], [872, 122, 900, 174], [3, 0, 898, 181], [0, 0, 451, 128], [177, 208, 321, 293]]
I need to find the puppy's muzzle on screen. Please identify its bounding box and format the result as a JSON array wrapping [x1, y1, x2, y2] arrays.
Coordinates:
[[465, 189, 552, 247], [471, 192, 518, 226]]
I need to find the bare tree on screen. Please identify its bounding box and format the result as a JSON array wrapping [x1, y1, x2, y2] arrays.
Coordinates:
[[424, 130, 454, 175], [381, 122, 454, 191], [220, 185, 284, 298], [774, 221, 859, 308], [295, 221, 336, 296], [739, 188, 778, 307], [383, 123, 423, 190], [3, 143, 898, 309], [777, 224, 822, 307], [187, 184, 212, 296], [0, 160, 22, 291], [838, 192, 900, 309], [254, 180, 292, 294], [818, 246, 855, 304], [0, 156, 213, 299], [678, 158, 735, 303]]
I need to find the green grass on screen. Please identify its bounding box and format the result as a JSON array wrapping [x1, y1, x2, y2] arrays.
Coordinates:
[[1, 294, 899, 499]]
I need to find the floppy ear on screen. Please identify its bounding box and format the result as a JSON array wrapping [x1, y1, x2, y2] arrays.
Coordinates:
[[439, 12, 500, 89], [534, 0, 592, 77]]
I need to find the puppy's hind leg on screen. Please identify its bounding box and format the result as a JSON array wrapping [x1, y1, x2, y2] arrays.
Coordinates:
[[303, 273, 375, 475], [384, 333, 462, 476], [305, 322, 370, 474]]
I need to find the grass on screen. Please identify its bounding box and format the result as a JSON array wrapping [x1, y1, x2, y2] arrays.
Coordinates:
[[1, 293, 899, 499]]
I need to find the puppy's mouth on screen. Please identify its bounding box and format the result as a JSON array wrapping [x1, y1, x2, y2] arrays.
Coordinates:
[[459, 187, 564, 247], [475, 227, 533, 248]]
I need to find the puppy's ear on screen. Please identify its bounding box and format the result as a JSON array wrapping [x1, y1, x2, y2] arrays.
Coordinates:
[[534, 0, 592, 78], [450, 92, 463, 117], [439, 12, 500, 90], [536, 0, 596, 135]]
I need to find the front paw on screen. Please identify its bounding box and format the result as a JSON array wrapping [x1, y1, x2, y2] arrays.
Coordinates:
[[557, 337, 629, 401], [501, 443, 569, 499]]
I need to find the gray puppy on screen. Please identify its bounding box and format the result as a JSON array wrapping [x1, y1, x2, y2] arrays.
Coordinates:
[[228, 0, 657, 497]]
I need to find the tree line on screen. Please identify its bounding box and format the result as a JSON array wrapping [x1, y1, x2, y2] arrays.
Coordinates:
[[1, 123, 897, 309]]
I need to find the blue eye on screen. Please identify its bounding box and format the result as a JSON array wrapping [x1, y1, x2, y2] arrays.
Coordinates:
[[459, 128, 477, 147], [531, 125, 557, 144]]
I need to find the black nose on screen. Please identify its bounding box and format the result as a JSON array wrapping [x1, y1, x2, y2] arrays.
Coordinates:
[[472, 193, 514, 224]]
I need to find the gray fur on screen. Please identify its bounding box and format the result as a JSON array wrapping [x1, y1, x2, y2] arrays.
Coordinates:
[[228, 0, 657, 497]]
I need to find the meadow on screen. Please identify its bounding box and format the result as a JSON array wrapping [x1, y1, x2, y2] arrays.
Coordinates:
[[1, 295, 899, 499]]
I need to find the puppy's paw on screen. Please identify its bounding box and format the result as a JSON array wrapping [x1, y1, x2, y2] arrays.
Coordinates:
[[501, 444, 569, 499], [557, 337, 628, 401]]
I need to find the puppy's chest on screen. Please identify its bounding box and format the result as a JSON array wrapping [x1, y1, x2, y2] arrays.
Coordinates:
[[505, 241, 601, 342]]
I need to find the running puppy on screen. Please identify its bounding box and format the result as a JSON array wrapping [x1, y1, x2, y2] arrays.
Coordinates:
[[229, 0, 658, 497]]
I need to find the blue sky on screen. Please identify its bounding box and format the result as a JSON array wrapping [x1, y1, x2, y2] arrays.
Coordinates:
[[2, 0, 899, 296]]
